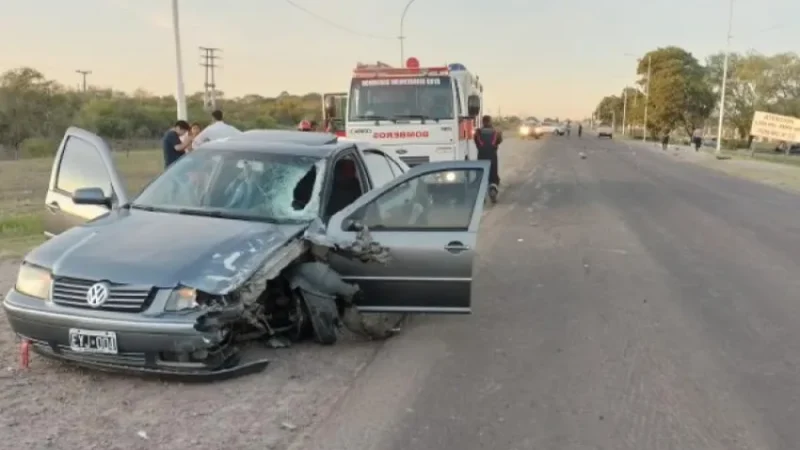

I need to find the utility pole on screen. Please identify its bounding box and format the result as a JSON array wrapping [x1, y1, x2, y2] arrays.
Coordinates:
[[75, 70, 91, 92], [716, 0, 735, 155], [642, 55, 652, 142], [199, 47, 222, 111], [171, 0, 187, 120], [612, 110, 616, 132], [622, 88, 628, 135], [399, 0, 417, 65]]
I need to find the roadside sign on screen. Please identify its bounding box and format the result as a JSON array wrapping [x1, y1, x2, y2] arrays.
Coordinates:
[[750, 111, 800, 142]]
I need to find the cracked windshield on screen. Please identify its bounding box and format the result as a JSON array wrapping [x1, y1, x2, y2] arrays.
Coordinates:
[[133, 151, 324, 223], [1, 0, 800, 449]]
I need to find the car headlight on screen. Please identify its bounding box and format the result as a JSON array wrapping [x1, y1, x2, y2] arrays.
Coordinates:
[[520, 126, 529, 134], [165, 287, 201, 311], [15, 263, 52, 300]]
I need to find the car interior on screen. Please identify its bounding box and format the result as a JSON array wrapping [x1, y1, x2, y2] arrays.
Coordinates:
[[324, 155, 365, 219]]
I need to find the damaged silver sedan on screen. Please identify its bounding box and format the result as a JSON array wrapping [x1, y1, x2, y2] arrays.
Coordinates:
[[3, 127, 491, 379]]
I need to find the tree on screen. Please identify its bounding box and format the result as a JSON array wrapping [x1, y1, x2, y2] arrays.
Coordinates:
[[705, 51, 800, 138], [0, 66, 330, 159], [0, 68, 61, 158], [594, 95, 623, 124], [636, 47, 715, 136]]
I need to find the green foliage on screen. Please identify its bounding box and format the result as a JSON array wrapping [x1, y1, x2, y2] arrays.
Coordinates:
[[705, 51, 800, 138], [596, 48, 800, 140], [0, 67, 325, 159]]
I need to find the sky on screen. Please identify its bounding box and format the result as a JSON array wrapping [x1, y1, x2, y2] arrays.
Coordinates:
[[2, 0, 798, 119]]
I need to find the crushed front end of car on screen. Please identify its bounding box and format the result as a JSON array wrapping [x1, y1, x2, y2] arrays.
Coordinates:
[[4, 220, 397, 381]]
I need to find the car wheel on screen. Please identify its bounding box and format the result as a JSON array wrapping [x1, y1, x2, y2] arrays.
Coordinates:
[[297, 290, 340, 345]]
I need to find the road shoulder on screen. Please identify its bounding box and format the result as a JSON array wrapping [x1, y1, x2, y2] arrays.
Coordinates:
[[624, 139, 800, 193]]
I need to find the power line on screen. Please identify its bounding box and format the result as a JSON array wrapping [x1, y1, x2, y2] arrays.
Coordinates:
[[283, 0, 394, 40]]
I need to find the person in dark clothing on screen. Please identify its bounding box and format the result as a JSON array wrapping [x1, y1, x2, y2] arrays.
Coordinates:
[[162, 120, 191, 169], [661, 132, 670, 150], [473, 115, 503, 202], [577, 123, 583, 138]]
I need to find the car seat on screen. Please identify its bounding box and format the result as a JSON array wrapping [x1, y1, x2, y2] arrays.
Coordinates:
[[325, 159, 362, 217]]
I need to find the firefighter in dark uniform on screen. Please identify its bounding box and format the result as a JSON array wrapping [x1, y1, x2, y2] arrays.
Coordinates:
[[473, 115, 503, 202]]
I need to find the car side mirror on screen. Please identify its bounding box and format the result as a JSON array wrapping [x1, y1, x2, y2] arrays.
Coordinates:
[[467, 94, 481, 118], [343, 218, 364, 232], [72, 187, 111, 208]]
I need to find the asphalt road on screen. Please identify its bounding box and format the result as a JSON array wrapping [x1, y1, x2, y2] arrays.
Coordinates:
[[290, 135, 800, 450]]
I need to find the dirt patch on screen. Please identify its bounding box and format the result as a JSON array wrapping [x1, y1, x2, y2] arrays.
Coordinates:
[[0, 259, 381, 450]]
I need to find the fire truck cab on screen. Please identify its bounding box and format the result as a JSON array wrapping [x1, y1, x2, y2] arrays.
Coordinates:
[[334, 57, 483, 167]]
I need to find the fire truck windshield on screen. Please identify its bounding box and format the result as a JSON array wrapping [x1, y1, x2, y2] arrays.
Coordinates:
[[348, 76, 455, 122]]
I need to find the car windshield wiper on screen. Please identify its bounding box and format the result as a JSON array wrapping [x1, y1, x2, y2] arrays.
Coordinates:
[[355, 114, 394, 124], [174, 208, 284, 224], [129, 203, 177, 213], [392, 114, 433, 123]]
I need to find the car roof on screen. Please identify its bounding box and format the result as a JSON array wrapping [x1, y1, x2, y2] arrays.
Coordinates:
[[196, 129, 348, 158], [228, 129, 339, 145]]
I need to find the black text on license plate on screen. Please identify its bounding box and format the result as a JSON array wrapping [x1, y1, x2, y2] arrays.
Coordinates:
[[68, 329, 118, 354]]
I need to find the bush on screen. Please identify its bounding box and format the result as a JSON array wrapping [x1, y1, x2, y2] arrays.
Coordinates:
[[19, 137, 59, 158]]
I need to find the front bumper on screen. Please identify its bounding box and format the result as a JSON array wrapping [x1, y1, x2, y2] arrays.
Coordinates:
[[3, 288, 268, 380]]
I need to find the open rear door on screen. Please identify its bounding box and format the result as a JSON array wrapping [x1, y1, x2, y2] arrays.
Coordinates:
[[326, 160, 490, 314], [43, 127, 129, 237]]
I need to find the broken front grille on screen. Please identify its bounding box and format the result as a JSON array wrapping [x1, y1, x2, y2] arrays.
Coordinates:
[[399, 156, 430, 166], [51, 277, 154, 312]]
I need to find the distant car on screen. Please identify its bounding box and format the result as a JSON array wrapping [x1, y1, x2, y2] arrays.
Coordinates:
[[534, 122, 560, 137], [518, 122, 540, 139], [596, 123, 613, 138]]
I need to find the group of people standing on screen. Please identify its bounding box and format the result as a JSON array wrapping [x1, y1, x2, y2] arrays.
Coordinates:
[[162, 109, 241, 169]]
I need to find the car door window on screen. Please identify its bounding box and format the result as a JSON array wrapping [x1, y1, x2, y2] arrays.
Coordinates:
[[348, 168, 483, 230], [55, 136, 112, 196], [384, 155, 406, 177], [362, 151, 396, 188]]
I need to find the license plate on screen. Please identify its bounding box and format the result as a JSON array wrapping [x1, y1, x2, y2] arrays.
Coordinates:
[[68, 329, 118, 354]]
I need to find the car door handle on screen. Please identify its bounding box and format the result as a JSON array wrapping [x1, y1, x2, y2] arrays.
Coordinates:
[[46, 201, 60, 212], [444, 241, 470, 254]]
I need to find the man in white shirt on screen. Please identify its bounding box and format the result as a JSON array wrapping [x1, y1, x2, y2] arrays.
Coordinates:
[[192, 109, 241, 148]]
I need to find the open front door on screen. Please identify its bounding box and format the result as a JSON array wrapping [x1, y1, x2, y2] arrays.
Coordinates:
[[322, 92, 348, 136], [327, 160, 490, 313], [43, 127, 129, 237]]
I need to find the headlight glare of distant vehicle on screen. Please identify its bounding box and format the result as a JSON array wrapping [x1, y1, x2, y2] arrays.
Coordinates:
[[520, 126, 529, 134], [165, 286, 202, 311], [15, 263, 52, 300], [425, 171, 463, 184]]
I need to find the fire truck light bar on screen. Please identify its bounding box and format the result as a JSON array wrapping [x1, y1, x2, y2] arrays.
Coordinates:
[[352, 67, 450, 78]]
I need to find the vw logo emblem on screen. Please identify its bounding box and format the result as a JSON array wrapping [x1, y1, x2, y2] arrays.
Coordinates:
[[86, 282, 110, 308]]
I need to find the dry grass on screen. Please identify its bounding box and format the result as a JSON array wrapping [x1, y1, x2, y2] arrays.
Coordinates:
[[0, 149, 163, 258]]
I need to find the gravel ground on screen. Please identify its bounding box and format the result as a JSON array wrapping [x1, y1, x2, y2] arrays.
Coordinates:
[[0, 258, 383, 450]]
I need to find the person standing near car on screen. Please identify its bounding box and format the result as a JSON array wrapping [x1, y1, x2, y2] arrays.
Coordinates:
[[191, 109, 241, 148], [473, 115, 503, 202], [162, 120, 191, 169]]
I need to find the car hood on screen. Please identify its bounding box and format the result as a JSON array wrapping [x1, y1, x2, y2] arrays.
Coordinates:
[[25, 209, 308, 293]]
